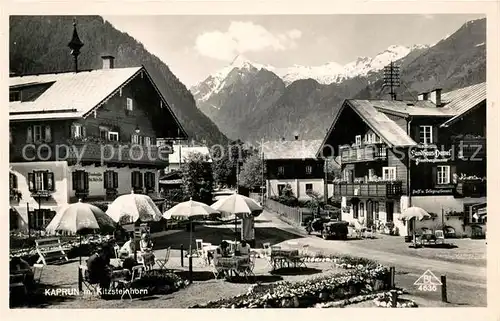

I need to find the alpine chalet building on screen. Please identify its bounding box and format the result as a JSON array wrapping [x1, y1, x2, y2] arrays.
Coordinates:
[[318, 82, 486, 237], [9, 26, 187, 230]]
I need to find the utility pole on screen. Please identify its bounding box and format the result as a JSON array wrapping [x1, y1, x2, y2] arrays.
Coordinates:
[[383, 61, 401, 100], [261, 138, 265, 204]]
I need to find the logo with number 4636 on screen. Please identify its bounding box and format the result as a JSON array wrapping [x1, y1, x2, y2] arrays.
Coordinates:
[[414, 269, 442, 292]]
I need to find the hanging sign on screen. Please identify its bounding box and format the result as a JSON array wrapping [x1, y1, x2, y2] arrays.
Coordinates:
[[409, 146, 453, 165]]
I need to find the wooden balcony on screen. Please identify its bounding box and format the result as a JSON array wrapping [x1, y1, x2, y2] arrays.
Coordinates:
[[455, 180, 486, 198], [11, 140, 171, 168], [332, 181, 402, 198], [339, 144, 387, 163], [453, 137, 486, 160]]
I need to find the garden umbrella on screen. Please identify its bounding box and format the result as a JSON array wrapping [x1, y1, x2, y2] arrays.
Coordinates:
[[45, 200, 116, 263], [106, 191, 163, 224], [400, 207, 431, 246], [163, 198, 219, 254], [211, 194, 263, 241]]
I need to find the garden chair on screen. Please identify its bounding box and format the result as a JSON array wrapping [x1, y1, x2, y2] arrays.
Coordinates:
[[115, 265, 144, 300], [238, 254, 256, 281], [364, 227, 374, 239], [195, 239, 204, 257], [79, 265, 99, 294], [434, 230, 445, 244], [155, 247, 171, 272], [300, 244, 310, 256], [211, 259, 224, 279], [33, 263, 44, 285], [35, 237, 69, 265]]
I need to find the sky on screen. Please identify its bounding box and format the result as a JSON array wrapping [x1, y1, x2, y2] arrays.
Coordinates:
[[103, 14, 484, 87]]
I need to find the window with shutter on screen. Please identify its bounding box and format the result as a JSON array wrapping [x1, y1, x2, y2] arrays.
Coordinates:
[[72, 171, 88, 191]]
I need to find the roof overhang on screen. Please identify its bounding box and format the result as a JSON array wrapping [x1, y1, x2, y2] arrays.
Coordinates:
[[440, 99, 486, 128], [315, 100, 415, 158]]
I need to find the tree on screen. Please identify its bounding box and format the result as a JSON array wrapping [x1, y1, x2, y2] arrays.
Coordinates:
[[212, 140, 252, 188], [239, 153, 263, 190], [180, 152, 214, 204]]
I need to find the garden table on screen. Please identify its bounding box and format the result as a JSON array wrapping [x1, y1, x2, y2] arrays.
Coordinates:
[[215, 256, 249, 279], [269, 249, 306, 270]]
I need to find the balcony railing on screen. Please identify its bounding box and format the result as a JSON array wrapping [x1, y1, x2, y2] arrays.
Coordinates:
[[455, 180, 486, 198], [10, 138, 172, 167], [339, 144, 387, 163], [332, 181, 402, 198], [452, 136, 486, 160]]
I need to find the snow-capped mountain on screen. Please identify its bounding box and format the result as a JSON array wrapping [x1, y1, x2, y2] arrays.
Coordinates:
[[191, 55, 272, 103], [276, 44, 429, 85], [191, 44, 429, 99]]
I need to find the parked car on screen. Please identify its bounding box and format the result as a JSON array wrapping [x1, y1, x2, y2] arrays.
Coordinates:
[[305, 217, 349, 240]]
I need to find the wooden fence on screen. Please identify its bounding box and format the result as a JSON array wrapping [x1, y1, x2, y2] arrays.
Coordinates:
[[264, 198, 304, 227]]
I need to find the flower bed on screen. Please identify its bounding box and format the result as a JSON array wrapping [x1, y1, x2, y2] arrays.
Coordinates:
[[190, 265, 391, 308], [373, 289, 418, 308], [127, 273, 188, 297]]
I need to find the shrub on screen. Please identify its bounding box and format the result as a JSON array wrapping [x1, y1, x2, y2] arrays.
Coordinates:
[[88, 201, 110, 212]]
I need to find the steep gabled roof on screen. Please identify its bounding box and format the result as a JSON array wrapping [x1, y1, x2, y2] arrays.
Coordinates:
[[440, 82, 486, 127], [371, 100, 456, 117], [263, 139, 323, 160], [10, 67, 142, 120], [316, 99, 416, 157], [9, 66, 188, 139]]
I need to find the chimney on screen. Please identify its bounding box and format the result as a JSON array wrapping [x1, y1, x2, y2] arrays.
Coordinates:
[[418, 92, 429, 101], [101, 55, 115, 69], [429, 88, 442, 107]]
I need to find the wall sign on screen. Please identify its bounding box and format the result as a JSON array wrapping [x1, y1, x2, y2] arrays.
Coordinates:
[[410, 146, 453, 165], [411, 188, 454, 196]]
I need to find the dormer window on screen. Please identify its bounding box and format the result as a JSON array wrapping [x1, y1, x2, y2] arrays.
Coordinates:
[[27, 125, 52, 143], [108, 131, 119, 142], [126, 98, 134, 111]]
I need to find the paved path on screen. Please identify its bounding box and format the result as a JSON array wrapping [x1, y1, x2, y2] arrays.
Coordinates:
[[258, 210, 487, 306]]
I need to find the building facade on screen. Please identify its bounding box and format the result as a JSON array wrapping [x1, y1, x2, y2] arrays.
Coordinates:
[[318, 83, 486, 237], [263, 138, 325, 200], [9, 57, 187, 231]]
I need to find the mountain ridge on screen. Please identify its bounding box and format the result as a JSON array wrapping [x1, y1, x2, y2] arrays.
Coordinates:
[[190, 18, 486, 143], [9, 15, 228, 146]]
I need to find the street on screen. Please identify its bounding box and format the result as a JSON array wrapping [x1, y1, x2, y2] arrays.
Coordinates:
[[257, 210, 487, 306]]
